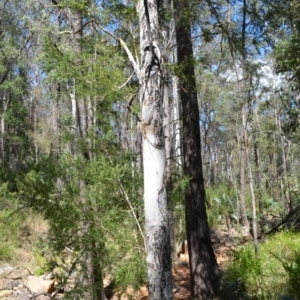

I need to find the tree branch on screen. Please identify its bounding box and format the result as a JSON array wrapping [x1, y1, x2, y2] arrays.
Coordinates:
[[99, 27, 140, 77], [117, 71, 134, 89]]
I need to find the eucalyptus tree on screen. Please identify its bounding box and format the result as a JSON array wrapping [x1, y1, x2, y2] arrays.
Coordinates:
[[137, 0, 173, 297], [103, 0, 175, 297], [175, 0, 221, 298]]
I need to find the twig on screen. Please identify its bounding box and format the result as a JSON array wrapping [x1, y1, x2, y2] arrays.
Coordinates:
[[117, 72, 134, 89], [118, 179, 146, 252], [106, 156, 146, 251]]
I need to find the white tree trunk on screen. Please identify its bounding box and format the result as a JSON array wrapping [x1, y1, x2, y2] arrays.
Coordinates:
[[172, 76, 182, 171], [1, 94, 9, 162], [137, 0, 173, 298]]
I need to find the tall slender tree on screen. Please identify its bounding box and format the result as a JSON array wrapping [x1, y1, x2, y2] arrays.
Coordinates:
[[174, 0, 221, 298], [137, 0, 173, 298]]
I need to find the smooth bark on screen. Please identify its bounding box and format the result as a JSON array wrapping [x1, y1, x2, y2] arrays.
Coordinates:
[[240, 105, 250, 236], [137, 0, 173, 298]]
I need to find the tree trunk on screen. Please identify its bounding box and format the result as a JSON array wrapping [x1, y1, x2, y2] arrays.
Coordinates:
[[253, 136, 264, 239], [171, 75, 182, 171], [240, 105, 250, 236], [275, 96, 291, 212], [175, 1, 221, 298], [243, 117, 258, 253], [137, 0, 173, 298], [1, 95, 7, 162], [164, 79, 176, 260]]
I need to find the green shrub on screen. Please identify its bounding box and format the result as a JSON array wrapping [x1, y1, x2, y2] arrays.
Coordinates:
[[114, 254, 146, 292], [206, 183, 239, 228], [281, 251, 300, 299], [0, 243, 15, 261], [223, 231, 300, 299], [225, 247, 263, 298]]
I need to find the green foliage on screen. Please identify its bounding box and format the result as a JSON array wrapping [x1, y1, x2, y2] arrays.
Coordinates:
[[34, 252, 52, 276], [16, 147, 145, 290], [114, 253, 147, 292], [0, 183, 22, 261], [274, 37, 300, 79], [170, 175, 190, 241], [206, 183, 239, 228], [283, 251, 300, 299], [56, 0, 90, 12], [223, 231, 300, 299], [0, 243, 15, 261], [170, 175, 190, 206], [225, 247, 263, 297], [17, 158, 58, 212]]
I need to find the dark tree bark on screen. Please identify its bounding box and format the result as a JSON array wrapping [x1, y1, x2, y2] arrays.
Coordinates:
[[174, 1, 221, 299]]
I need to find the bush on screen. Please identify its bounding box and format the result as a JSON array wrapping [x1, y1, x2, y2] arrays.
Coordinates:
[[224, 247, 263, 298], [282, 251, 300, 299], [114, 254, 147, 292], [222, 231, 300, 299], [0, 243, 15, 261]]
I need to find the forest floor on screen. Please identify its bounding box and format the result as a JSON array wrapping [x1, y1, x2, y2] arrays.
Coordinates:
[[0, 220, 242, 300], [171, 247, 233, 300], [111, 231, 241, 300]]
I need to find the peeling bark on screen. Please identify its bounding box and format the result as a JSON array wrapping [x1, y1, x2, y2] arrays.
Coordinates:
[[137, 0, 173, 298]]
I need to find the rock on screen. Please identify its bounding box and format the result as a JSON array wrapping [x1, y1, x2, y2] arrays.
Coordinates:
[[36, 295, 51, 300], [0, 278, 8, 290], [6, 270, 22, 280], [0, 289, 13, 297], [0, 263, 13, 273], [14, 290, 32, 300], [42, 273, 56, 281], [224, 239, 235, 247], [7, 279, 20, 290], [25, 275, 56, 294], [20, 268, 32, 277]]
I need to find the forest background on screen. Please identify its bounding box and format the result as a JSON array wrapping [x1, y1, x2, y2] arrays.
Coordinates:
[[1, 0, 300, 299]]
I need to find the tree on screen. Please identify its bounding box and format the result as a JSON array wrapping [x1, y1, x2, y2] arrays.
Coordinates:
[[95, 0, 174, 296], [174, 0, 221, 298], [137, 0, 173, 298]]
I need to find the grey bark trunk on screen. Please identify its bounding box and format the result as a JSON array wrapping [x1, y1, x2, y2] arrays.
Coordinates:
[[164, 81, 176, 260], [1, 95, 8, 162], [240, 105, 250, 236], [171, 75, 182, 171], [244, 120, 258, 253], [137, 0, 173, 298]]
